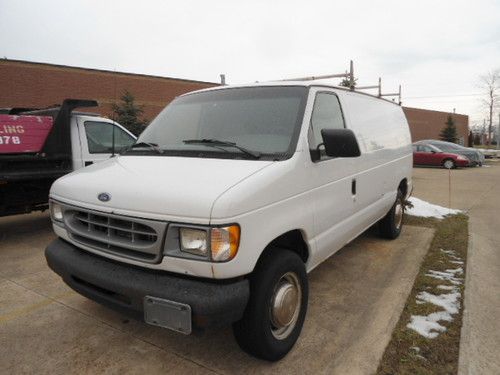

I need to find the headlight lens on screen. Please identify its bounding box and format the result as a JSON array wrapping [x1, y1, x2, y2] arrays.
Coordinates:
[[179, 228, 208, 256], [174, 224, 240, 262], [211, 225, 240, 262], [457, 155, 468, 161], [50, 201, 63, 222]]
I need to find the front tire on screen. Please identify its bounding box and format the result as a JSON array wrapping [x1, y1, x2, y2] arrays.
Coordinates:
[[443, 159, 455, 169], [233, 249, 308, 361], [378, 191, 404, 239]]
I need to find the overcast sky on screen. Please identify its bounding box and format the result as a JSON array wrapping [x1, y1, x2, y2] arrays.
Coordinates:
[[1, 0, 499, 125]]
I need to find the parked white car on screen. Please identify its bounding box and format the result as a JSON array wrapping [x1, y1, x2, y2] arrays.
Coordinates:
[[476, 148, 499, 159], [45, 82, 412, 361]]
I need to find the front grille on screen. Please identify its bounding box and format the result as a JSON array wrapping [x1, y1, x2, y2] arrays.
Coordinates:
[[64, 207, 167, 263], [73, 211, 158, 245]]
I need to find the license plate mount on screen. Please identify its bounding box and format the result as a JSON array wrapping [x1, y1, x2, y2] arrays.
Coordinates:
[[143, 296, 192, 335]]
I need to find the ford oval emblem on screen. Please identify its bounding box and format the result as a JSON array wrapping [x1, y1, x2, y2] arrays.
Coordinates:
[[98, 193, 111, 202]]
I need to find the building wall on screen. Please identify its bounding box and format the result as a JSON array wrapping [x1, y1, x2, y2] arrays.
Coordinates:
[[403, 107, 469, 146], [0, 59, 217, 121], [1, 60, 469, 145]]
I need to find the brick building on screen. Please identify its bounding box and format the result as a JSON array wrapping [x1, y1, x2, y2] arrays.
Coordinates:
[[1, 59, 469, 145], [403, 107, 469, 146], [0, 59, 217, 121]]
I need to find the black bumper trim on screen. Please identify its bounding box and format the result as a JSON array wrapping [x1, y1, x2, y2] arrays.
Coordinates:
[[45, 239, 249, 329]]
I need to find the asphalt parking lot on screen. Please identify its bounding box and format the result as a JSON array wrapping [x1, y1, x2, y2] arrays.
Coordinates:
[[0, 208, 435, 374]]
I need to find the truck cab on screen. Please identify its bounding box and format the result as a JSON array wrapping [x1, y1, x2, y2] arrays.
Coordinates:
[[69, 114, 136, 169]]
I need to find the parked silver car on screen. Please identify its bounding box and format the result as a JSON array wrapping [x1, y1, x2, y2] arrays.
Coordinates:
[[415, 140, 484, 166]]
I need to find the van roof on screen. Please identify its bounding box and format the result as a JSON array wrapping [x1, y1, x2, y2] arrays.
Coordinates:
[[180, 81, 401, 106]]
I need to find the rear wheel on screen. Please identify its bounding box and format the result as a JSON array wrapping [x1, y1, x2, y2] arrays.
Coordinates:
[[378, 191, 404, 239], [233, 249, 308, 361], [443, 159, 455, 169]]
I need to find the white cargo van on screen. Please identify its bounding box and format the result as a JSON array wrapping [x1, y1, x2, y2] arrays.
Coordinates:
[[45, 83, 412, 361]]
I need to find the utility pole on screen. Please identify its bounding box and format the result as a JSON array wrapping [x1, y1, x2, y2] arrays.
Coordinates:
[[488, 92, 493, 145]]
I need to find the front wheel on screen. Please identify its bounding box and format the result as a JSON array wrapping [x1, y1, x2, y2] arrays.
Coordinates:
[[233, 249, 308, 361], [378, 191, 404, 239], [443, 159, 455, 169]]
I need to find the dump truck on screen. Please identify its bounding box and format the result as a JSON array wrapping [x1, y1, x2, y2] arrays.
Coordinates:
[[0, 99, 136, 217]]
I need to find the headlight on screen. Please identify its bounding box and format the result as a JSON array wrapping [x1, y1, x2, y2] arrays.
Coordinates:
[[50, 201, 64, 222], [174, 224, 240, 262], [179, 228, 208, 256], [457, 155, 468, 161], [211, 225, 240, 262]]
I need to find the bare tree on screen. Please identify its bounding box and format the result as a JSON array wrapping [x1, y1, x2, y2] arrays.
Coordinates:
[[479, 70, 500, 145]]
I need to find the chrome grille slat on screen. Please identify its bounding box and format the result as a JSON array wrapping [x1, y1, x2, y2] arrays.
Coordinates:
[[63, 206, 167, 263]]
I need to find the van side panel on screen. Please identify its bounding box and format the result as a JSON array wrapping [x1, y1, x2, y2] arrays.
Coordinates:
[[339, 92, 412, 228]]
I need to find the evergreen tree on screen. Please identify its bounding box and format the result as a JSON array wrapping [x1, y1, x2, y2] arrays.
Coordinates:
[[111, 90, 148, 136], [439, 115, 458, 143], [339, 77, 358, 88]]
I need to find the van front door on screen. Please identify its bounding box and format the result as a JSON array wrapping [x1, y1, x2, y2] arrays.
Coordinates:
[[308, 89, 358, 265]]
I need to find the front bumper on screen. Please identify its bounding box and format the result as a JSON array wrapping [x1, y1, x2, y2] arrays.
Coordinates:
[[45, 239, 249, 331], [456, 159, 470, 167]]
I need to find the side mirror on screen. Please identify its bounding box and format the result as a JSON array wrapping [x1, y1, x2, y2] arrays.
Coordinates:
[[321, 128, 361, 158]]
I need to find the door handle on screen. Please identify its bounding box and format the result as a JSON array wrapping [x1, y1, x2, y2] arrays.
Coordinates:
[[351, 179, 356, 195]]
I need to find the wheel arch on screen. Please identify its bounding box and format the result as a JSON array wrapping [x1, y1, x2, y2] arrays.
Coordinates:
[[398, 178, 408, 197], [255, 229, 310, 269]]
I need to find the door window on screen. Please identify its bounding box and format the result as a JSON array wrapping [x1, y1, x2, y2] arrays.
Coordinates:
[[84, 121, 135, 154], [416, 145, 431, 152], [309, 92, 345, 159]]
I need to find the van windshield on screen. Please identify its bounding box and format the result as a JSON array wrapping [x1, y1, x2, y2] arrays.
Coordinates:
[[131, 86, 308, 160]]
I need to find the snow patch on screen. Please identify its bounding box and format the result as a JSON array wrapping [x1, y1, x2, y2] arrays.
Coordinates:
[[407, 249, 464, 339], [426, 268, 463, 285], [441, 249, 462, 260], [407, 312, 452, 339], [416, 291, 461, 314], [406, 197, 462, 219]]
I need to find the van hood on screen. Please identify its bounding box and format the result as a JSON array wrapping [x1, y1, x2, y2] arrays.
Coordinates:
[[51, 155, 273, 222]]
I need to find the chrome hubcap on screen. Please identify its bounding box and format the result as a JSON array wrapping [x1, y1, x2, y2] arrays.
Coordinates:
[[270, 272, 302, 340], [444, 160, 453, 169], [395, 201, 403, 230]]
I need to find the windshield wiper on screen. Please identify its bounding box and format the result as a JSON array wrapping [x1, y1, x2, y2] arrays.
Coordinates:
[[182, 139, 261, 159], [125, 142, 163, 154]]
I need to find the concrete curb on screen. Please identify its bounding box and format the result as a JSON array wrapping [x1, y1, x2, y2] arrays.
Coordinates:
[[458, 232, 473, 375]]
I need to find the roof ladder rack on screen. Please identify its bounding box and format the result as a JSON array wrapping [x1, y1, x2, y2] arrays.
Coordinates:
[[281, 60, 356, 90], [277, 60, 403, 105], [356, 77, 402, 105]]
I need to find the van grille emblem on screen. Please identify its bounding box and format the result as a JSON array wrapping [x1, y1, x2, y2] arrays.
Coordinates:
[[98, 193, 111, 202]]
